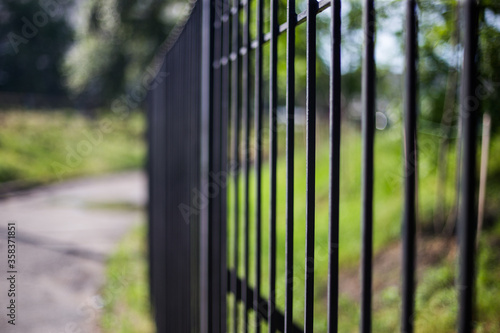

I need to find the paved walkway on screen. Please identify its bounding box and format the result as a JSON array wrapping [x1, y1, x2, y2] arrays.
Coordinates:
[[0, 171, 146, 333]]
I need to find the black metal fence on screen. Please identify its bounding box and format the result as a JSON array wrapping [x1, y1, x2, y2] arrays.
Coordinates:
[[148, 0, 480, 332], [148, 4, 202, 332]]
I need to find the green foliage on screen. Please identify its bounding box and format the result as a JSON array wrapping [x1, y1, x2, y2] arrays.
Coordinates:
[[333, 0, 500, 135], [479, 4, 500, 133], [64, 0, 186, 105]]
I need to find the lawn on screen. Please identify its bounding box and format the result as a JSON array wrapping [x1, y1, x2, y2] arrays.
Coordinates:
[[0, 109, 145, 187]]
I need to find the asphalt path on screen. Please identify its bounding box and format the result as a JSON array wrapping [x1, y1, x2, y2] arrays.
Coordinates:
[[0, 171, 146, 333]]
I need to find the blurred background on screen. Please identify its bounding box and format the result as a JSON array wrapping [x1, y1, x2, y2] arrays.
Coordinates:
[[0, 0, 499, 332]]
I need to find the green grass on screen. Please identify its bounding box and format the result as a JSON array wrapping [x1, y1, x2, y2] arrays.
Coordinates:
[[334, 223, 500, 333], [99, 120, 499, 332], [229, 122, 412, 329], [100, 223, 154, 333], [226, 119, 500, 332], [0, 109, 145, 185]]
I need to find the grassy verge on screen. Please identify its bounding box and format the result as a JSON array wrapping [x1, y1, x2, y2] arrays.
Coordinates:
[[100, 223, 154, 333], [0, 109, 145, 186]]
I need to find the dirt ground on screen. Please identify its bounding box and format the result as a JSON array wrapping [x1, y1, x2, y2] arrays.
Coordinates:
[[335, 236, 457, 306]]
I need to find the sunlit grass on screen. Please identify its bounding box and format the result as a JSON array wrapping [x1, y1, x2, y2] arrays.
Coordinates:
[[100, 223, 154, 333], [0, 109, 145, 185]]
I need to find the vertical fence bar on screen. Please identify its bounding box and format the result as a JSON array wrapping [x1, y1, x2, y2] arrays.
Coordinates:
[[304, 0, 317, 331], [268, 0, 279, 330], [402, 1, 417, 332], [254, 0, 264, 329], [458, 0, 479, 332], [242, 0, 252, 330], [188, 17, 201, 330], [231, 0, 241, 331], [285, 0, 296, 331], [221, 0, 231, 330], [210, 4, 223, 330], [241, 0, 250, 333], [167, 45, 175, 332], [148, 58, 168, 333], [327, 0, 341, 332], [195, 17, 204, 326], [360, 0, 375, 332], [200, 0, 213, 331]]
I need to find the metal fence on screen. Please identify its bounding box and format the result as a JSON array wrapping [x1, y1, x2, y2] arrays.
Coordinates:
[[148, 0, 480, 332], [148, 4, 202, 332]]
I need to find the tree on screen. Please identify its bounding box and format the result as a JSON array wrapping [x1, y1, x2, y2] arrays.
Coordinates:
[[63, 0, 186, 107], [0, 0, 74, 95]]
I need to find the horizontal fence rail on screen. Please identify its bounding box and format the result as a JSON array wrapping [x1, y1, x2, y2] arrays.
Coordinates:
[[148, 0, 482, 332]]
